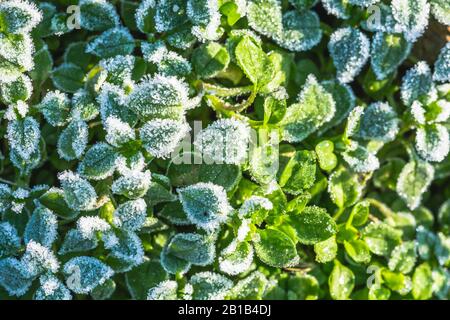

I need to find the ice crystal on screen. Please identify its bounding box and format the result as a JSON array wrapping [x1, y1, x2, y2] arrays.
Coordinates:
[[391, 0, 430, 42], [21, 240, 60, 276], [35, 274, 72, 300], [77, 216, 111, 240], [433, 43, 450, 83], [0, 0, 43, 34], [401, 61, 434, 107], [104, 116, 136, 147], [415, 124, 450, 163], [357, 102, 400, 142]]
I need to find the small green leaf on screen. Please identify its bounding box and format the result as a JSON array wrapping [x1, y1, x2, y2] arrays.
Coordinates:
[[328, 260, 355, 300], [290, 206, 337, 245], [253, 228, 299, 268]]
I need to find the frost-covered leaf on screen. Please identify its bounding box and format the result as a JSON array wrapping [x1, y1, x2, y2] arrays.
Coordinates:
[[396, 160, 434, 210], [362, 222, 402, 256], [140, 119, 190, 158], [391, 0, 430, 42], [189, 272, 233, 300], [356, 102, 400, 142], [86, 27, 135, 59], [281, 75, 335, 142], [430, 0, 450, 26], [112, 170, 152, 200], [0, 222, 21, 259], [127, 74, 188, 121], [228, 271, 268, 300], [59, 229, 98, 255], [154, 0, 188, 33], [160, 244, 192, 275], [58, 171, 97, 211], [63, 256, 114, 294], [192, 41, 230, 78], [38, 91, 71, 127], [0, 258, 33, 297], [320, 80, 356, 131], [415, 124, 450, 163], [77, 216, 110, 240], [38, 187, 78, 220], [328, 260, 355, 300], [57, 120, 89, 161], [0, 0, 42, 34], [342, 144, 380, 173], [34, 274, 72, 300], [279, 150, 316, 195], [253, 228, 299, 268], [348, 0, 380, 6], [98, 83, 138, 126], [24, 206, 57, 248], [219, 240, 254, 276], [178, 182, 232, 231], [51, 63, 85, 93], [79, 0, 120, 32], [100, 55, 135, 85], [104, 116, 135, 147], [401, 62, 434, 107], [433, 43, 450, 83], [166, 232, 215, 266], [90, 278, 115, 300], [71, 89, 99, 122], [106, 230, 144, 272], [371, 32, 412, 80], [322, 0, 352, 19], [388, 241, 417, 274], [247, 0, 282, 38], [125, 259, 169, 300], [147, 280, 178, 300], [274, 10, 322, 52], [290, 206, 337, 245], [21, 240, 59, 276], [0, 74, 32, 104], [7, 116, 40, 161], [78, 143, 118, 180], [113, 199, 147, 232], [328, 27, 370, 84], [168, 156, 241, 191], [194, 118, 251, 165]]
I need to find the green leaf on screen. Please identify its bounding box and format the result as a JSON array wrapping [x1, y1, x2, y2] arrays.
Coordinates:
[[78, 143, 118, 181], [168, 156, 241, 191], [371, 32, 412, 80], [247, 0, 282, 38], [281, 74, 336, 142], [125, 259, 169, 300], [274, 10, 322, 52], [348, 201, 370, 227], [415, 124, 450, 163], [279, 150, 316, 195], [235, 36, 274, 88], [51, 63, 85, 93], [396, 160, 434, 210], [253, 228, 299, 268], [192, 42, 230, 78], [314, 236, 338, 263], [412, 262, 433, 300], [39, 188, 78, 220], [86, 27, 135, 59], [189, 272, 233, 300], [227, 271, 268, 300], [328, 166, 362, 209], [286, 274, 319, 300], [344, 239, 371, 264], [328, 260, 355, 300], [388, 241, 417, 274], [362, 222, 402, 256], [290, 206, 337, 245], [79, 0, 120, 31]]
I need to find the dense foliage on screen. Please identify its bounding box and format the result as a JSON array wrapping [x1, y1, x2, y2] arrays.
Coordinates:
[[0, 0, 449, 300]]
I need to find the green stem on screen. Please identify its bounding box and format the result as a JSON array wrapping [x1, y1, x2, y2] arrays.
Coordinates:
[[366, 198, 395, 218]]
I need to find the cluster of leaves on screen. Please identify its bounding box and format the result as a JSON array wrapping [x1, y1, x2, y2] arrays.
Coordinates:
[[0, 0, 449, 300]]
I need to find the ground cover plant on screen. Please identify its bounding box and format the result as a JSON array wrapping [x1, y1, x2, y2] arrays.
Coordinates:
[[0, 0, 449, 300]]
